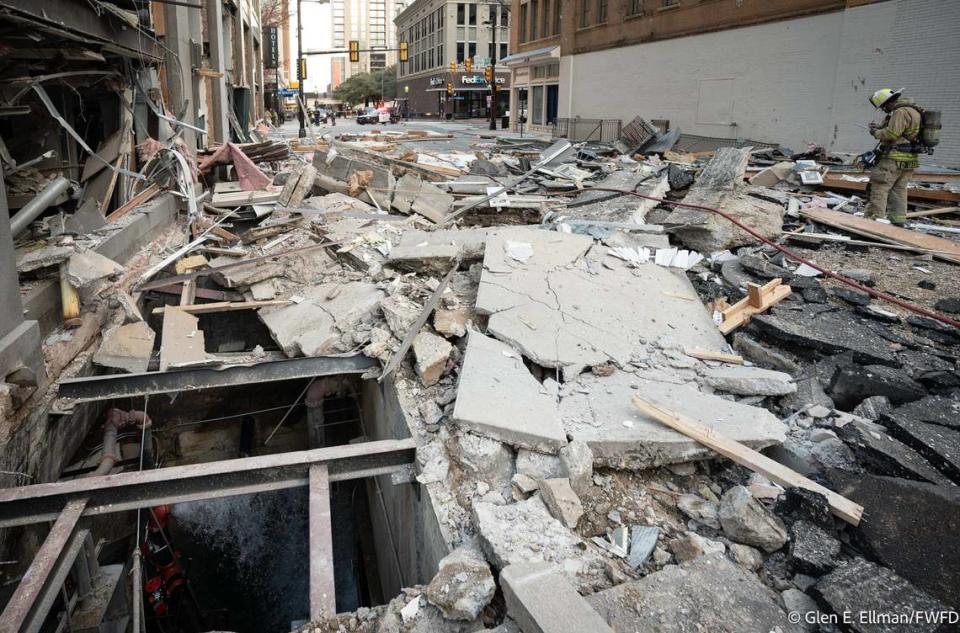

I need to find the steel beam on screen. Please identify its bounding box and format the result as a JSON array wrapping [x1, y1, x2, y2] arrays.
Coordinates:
[[0, 499, 88, 633], [0, 439, 416, 528], [0, 0, 162, 60], [309, 465, 336, 619], [57, 355, 378, 402]]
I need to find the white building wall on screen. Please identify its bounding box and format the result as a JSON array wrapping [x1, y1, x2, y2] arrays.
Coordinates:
[[561, 0, 960, 167]]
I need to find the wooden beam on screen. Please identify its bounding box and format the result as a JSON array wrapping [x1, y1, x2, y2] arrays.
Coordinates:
[[105, 184, 161, 224], [905, 206, 960, 219], [151, 300, 291, 315], [631, 396, 863, 525], [684, 348, 745, 365], [309, 465, 336, 620]]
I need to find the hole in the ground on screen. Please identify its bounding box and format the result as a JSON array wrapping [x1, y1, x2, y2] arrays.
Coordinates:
[[58, 376, 402, 633]]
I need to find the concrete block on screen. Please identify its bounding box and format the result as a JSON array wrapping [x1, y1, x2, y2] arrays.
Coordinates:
[[93, 321, 155, 373], [413, 331, 452, 386], [500, 562, 614, 633], [538, 478, 583, 528], [453, 331, 567, 453]]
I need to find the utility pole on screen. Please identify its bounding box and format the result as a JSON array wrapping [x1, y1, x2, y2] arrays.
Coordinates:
[[297, 0, 307, 138], [487, 3, 504, 131]]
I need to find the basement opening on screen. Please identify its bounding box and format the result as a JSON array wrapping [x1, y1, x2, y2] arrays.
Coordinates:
[[49, 374, 413, 633]]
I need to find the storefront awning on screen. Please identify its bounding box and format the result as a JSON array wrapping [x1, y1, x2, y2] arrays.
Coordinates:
[[500, 45, 559, 66]]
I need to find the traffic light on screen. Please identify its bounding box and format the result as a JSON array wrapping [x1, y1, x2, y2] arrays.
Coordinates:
[[349, 40, 360, 63], [465, 57, 473, 73], [399, 41, 408, 63], [484, 65, 493, 83], [446, 82, 453, 95], [298, 58, 307, 80], [450, 61, 457, 73]]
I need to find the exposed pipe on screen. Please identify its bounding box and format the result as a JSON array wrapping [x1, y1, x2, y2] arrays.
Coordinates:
[[567, 187, 960, 329], [9, 176, 71, 237], [89, 408, 153, 477]]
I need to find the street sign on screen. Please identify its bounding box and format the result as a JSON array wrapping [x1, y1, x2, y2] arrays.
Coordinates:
[[278, 88, 298, 97], [264, 26, 279, 69]]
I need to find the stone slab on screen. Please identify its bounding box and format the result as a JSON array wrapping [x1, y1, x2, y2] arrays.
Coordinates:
[[812, 559, 948, 633], [259, 281, 384, 357], [837, 417, 952, 486], [93, 321, 155, 373], [702, 365, 797, 396], [453, 331, 567, 453], [751, 310, 898, 366], [882, 414, 960, 484], [560, 371, 786, 469], [476, 228, 725, 375], [472, 496, 609, 591], [66, 248, 124, 289], [586, 554, 802, 633], [500, 562, 614, 633], [847, 475, 960, 608]]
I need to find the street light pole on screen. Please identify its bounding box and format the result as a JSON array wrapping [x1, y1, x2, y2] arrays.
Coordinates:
[[489, 5, 497, 131], [297, 0, 307, 138]]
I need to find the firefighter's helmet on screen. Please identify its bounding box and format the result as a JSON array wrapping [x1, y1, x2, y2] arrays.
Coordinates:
[[869, 87, 903, 109]]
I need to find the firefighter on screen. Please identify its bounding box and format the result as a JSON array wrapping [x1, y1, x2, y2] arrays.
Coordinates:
[[865, 88, 922, 225]]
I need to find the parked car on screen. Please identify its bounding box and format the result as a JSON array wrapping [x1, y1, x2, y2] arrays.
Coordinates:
[[356, 108, 379, 124]]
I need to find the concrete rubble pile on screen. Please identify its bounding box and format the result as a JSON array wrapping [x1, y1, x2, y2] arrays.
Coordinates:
[[7, 116, 960, 633]]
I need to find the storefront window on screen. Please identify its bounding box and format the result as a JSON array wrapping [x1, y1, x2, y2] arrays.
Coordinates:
[[532, 85, 544, 125]]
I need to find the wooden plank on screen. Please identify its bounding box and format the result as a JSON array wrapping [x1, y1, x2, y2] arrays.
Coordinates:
[[820, 173, 960, 204], [105, 184, 161, 223], [150, 284, 243, 302], [684, 349, 745, 365], [631, 396, 863, 525], [152, 300, 290, 315], [905, 206, 960, 219], [179, 280, 196, 306], [210, 190, 281, 206], [309, 465, 336, 620], [159, 306, 206, 371], [719, 278, 791, 334], [801, 207, 960, 265]]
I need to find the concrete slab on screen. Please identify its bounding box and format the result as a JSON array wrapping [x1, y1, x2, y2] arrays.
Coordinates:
[[16, 244, 74, 273], [500, 562, 614, 633], [476, 228, 725, 375], [453, 331, 567, 453], [392, 172, 421, 215], [559, 371, 786, 469], [93, 321, 156, 373], [701, 365, 797, 396], [159, 306, 206, 371], [472, 496, 610, 591], [386, 227, 495, 273], [65, 248, 123, 289], [586, 554, 802, 633], [411, 179, 455, 224], [259, 281, 384, 357]]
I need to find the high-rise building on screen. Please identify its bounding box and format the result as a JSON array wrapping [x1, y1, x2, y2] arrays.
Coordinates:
[[331, 0, 410, 82]]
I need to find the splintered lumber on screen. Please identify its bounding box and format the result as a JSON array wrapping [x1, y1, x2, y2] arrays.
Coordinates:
[[210, 189, 281, 206], [719, 278, 791, 334], [174, 255, 208, 275], [631, 395, 863, 525], [905, 206, 960, 219], [105, 183, 161, 223], [151, 299, 290, 315], [684, 348, 745, 365], [801, 207, 960, 265]]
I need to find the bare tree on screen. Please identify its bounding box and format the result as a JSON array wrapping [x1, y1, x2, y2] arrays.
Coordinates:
[[261, 0, 288, 27]]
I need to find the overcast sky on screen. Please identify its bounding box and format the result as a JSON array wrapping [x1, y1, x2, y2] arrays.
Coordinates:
[[288, 1, 334, 94]]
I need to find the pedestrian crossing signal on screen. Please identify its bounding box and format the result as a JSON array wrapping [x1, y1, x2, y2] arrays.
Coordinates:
[[399, 41, 409, 62], [349, 40, 360, 63], [446, 83, 453, 95]]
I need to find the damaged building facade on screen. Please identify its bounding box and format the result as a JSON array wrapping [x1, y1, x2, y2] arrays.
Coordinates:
[[507, 0, 960, 166]]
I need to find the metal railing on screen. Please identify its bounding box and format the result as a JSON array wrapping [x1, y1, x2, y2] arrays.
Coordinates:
[[552, 118, 622, 142]]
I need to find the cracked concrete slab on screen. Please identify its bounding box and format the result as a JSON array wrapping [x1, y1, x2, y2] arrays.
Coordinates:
[[453, 331, 567, 453], [559, 370, 786, 469], [475, 227, 725, 376], [94, 321, 155, 373], [259, 281, 384, 357]]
